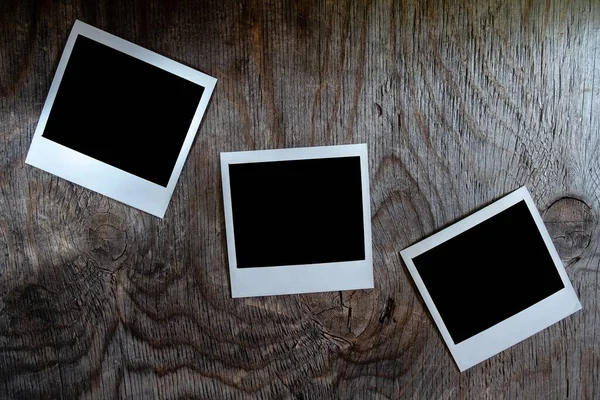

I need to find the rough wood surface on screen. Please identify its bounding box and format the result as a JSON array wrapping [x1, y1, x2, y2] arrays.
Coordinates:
[[1, 0, 599, 399]]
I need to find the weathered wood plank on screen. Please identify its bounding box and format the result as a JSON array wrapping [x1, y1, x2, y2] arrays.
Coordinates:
[[0, 0, 598, 398]]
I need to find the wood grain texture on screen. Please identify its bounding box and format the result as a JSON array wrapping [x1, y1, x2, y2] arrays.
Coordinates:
[[0, 0, 599, 399]]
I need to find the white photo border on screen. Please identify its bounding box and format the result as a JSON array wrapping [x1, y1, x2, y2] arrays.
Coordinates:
[[25, 20, 217, 218], [400, 186, 581, 371], [221, 144, 374, 298]]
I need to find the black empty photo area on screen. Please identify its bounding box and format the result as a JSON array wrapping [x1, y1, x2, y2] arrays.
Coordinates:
[[42, 35, 205, 187], [229, 157, 365, 268], [413, 201, 564, 344]]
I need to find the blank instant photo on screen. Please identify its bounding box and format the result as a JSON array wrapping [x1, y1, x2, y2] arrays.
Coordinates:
[[26, 20, 216, 218], [400, 186, 581, 371], [221, 144, 373, 298]]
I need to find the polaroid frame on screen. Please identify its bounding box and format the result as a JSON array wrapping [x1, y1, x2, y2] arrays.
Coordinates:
[[400, 186, 581, 371], [221, 144, 373, 298], [25, 20, 217, 218]]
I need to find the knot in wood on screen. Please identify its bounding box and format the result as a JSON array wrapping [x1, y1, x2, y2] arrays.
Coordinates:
[[543, 197, 596, 265], [86, 212, 128, 269]]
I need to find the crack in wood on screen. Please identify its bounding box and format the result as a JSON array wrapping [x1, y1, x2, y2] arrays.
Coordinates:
[[378, 298, 395, 323]]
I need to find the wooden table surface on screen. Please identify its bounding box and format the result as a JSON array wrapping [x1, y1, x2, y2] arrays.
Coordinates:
[[1, 0, 599, 399]]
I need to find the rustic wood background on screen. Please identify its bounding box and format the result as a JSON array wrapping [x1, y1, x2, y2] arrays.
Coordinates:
[[1, 0, 599, 398]]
